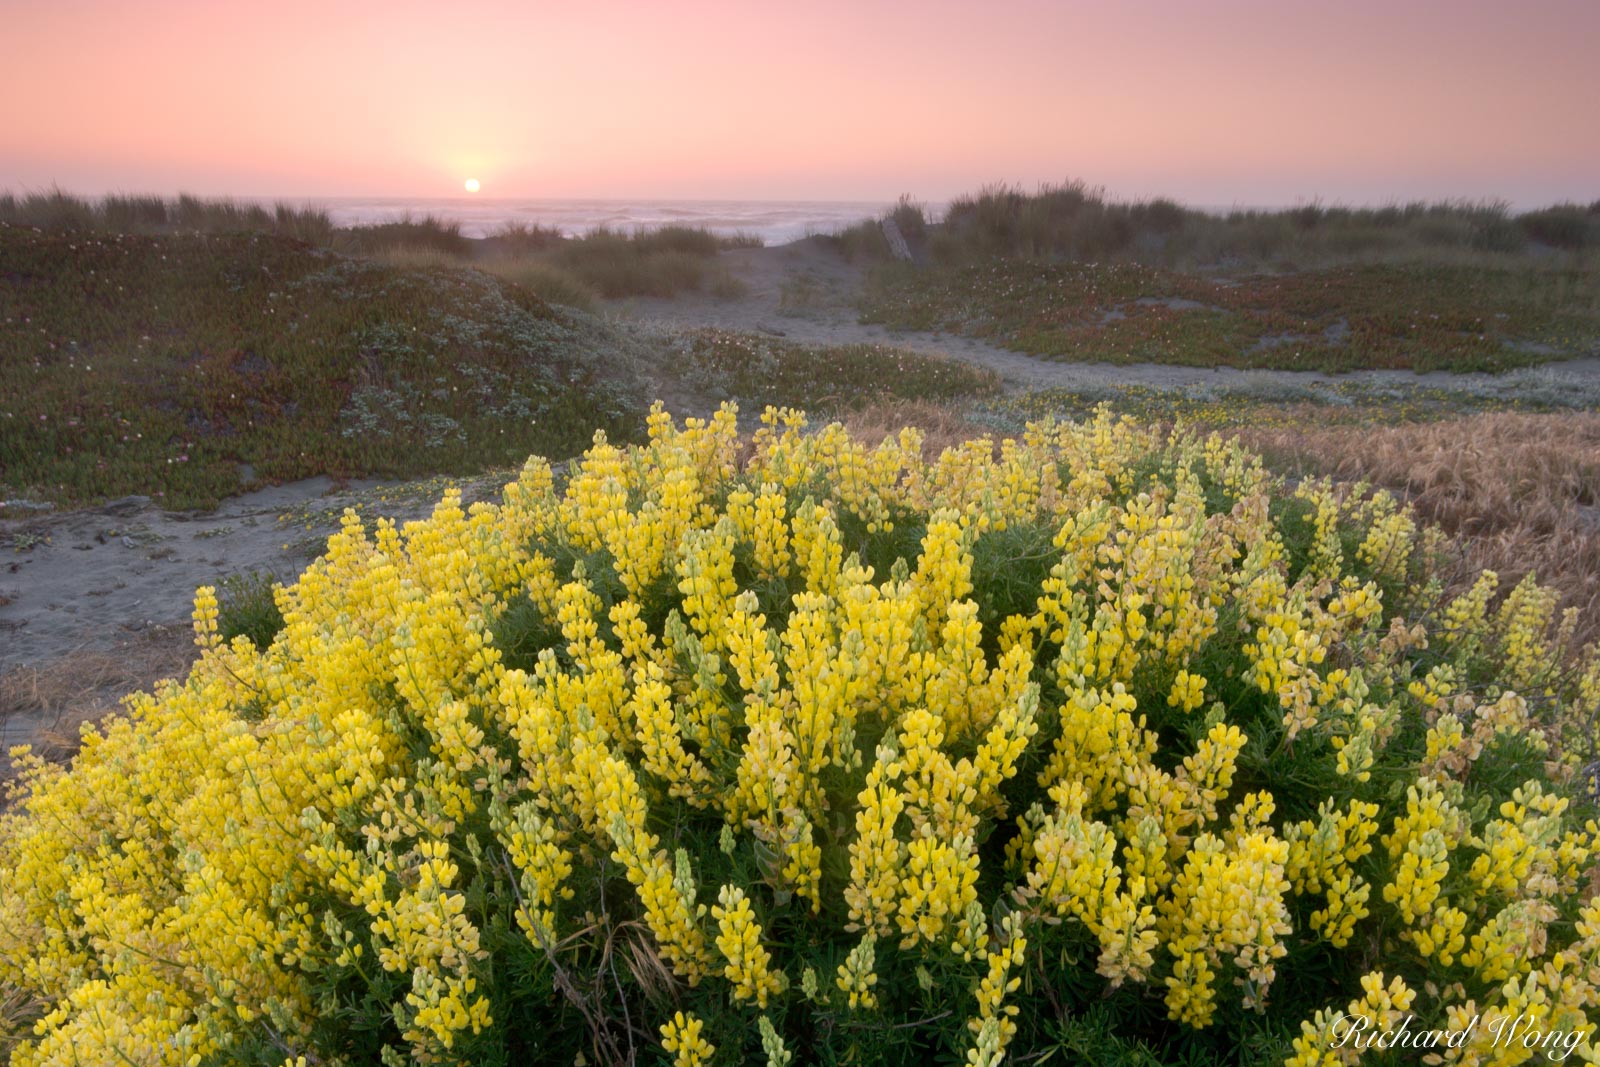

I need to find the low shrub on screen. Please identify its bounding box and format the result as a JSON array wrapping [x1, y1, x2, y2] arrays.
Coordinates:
[[479, 260, 600, 311], [2, 409, 1597, 1066]]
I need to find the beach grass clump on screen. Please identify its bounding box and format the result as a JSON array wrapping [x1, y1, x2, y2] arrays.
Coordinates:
[[821, 217, 893, 261], [541, 226, 753, 299], [1517, 203, 1600, 252], [337, 213, 472, 257], [476, 260, 600, 311], [629, 225, 762, 256], [381, 224, 759, 301], [666, 328, 1002, 413], [889, 194, 929, 242], [2, 407, 1597, 1066], [0, 225, 648, 508], [485, 221, 567, 254]]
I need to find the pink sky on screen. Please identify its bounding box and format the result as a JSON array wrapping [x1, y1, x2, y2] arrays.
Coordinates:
[[2, 0, 1596, 208]]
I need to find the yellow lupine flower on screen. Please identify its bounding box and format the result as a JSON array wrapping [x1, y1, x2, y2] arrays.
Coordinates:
[[712, 883, 786, 1007], [660, 1010, 716, 1067], [836, 933, 879, 1009], [1167, 669, 1208, 713], [845, 752, 907, 936]]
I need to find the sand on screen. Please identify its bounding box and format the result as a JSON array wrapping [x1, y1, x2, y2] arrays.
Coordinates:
[[1, 473, 507, 764]]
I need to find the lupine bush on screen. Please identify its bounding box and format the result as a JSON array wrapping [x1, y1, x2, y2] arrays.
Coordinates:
[[3, 406, 1599, 1067]]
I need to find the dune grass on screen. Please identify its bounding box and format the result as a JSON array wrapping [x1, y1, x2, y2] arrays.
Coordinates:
[[335, 213, 471, 256], [536, 225, 756, 298], [923, 181, 1600, 267], [0, 225, 648, 508], [1, 192, 761, 301], [372, 248, 602, 314], [484, 220, 566, 254], [0, 189, 336, 243], [375, 225, 754, 305], [367, 222, 759, 303], [475, 260, 600, 312], [0, 627, 197, 769]]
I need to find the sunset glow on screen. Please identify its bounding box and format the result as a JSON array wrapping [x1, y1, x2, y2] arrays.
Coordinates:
[[2, 0, 1597, 206], [464, 178, 480, 194]]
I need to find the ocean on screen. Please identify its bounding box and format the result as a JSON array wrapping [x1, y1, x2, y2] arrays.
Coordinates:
[[306, 197, 895, 247]]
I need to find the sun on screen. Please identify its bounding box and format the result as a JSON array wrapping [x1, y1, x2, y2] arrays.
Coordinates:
[[463, 178, 481, 193]]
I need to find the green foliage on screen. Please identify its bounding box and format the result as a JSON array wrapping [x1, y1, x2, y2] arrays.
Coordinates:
[[215, 570, 286, 651]]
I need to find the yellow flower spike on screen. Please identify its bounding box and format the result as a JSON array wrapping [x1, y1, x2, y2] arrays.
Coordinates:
[[845, 751, 907, 937], [1157, 828, 1292, 1025], [712, 883, 786, 1007], [191, 584, 221, 651], [660, 1010, 716, 1067], [836, 933, 880, 1009], [632, 662, 713, 804], [965, 911, 1028, 1066], [751, 482, 793, 579], [1167, 669, 1207, 713]]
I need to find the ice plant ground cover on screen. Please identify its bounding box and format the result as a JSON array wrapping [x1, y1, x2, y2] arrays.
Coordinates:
[[2, 406, 1599, 1066], [859, 259, 1600, 373]]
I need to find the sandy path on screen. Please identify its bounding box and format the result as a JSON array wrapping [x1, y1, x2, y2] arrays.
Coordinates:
[[0, 473, 511, 761]]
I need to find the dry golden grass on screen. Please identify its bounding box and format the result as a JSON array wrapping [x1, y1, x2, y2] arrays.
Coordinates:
[[1245, 412, 1600, 646], [0, 627, 197, 773], [838, 399, 992, 459]]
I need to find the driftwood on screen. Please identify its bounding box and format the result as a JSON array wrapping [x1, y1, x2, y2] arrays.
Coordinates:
[[880, 216, 915, 262]]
